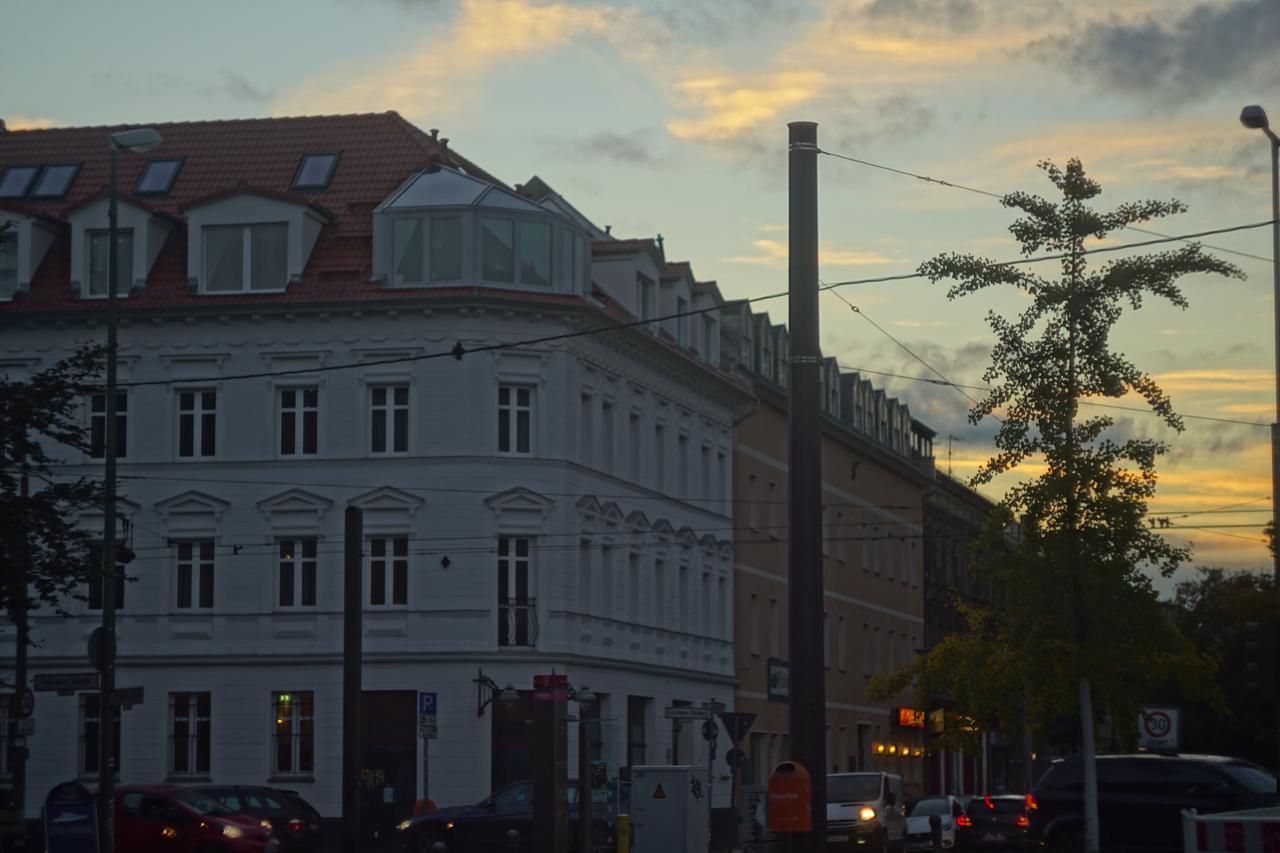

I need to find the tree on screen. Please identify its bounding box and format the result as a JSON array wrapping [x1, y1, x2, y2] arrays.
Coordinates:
[[1, 345, 107, 621], [870, 160, 1233, 852]]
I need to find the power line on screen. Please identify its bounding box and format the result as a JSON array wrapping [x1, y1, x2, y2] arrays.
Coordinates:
[[818, 147, 1274, 265]]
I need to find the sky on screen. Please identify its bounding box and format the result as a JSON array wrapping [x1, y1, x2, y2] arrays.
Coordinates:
[[5, 0, 1278, 589]]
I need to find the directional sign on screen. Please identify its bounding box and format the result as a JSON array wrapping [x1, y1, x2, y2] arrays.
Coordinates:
[[664, 706, 711, 721], [33, 673, 99, 693], [109, 686, 144, 707]]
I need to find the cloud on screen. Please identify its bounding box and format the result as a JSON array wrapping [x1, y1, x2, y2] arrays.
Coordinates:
[[858, 0, 983, 32], [893, 320, 949, 328], [666, 70, 827, 142], [223, 71, 273, 103], [578, 131, 658, 165], [5, 115, 59, 130], [722, 238, 892, 267], [1043, 0, 1280, 104], [1152, 368, 1274, 394]]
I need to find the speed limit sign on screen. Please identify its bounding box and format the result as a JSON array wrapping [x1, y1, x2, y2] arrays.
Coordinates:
[[1137, 707, 1179, 749], [13, 688, 34, 719]]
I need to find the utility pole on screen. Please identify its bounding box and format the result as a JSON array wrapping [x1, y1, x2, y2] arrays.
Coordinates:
[[10, 448, 29, 827], [342, 507, 363, 853], [787, 120, 826, 851]]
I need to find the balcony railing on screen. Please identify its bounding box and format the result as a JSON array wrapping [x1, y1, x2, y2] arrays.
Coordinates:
[[498, 597, 537, 647]]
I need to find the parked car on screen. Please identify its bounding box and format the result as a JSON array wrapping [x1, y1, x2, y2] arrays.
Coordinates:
[[195, 786, 321, 853], [0, 787, 27, 853], [113, 785, 278, 853], [395, 779, 615, 853], [826, 772, 906, 852], [955, 794, 1027, 851], [1027, 753, 1278, 852], [904, 795, 961, 850]]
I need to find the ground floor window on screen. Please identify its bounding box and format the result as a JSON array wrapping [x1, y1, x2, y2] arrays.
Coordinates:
[[273, 691, 314, 775], [170, 692, 211, 776], [80, 693, 121, 775]]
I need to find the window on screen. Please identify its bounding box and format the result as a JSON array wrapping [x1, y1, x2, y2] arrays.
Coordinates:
[[392, 219, 423, 284], [676, 297, 688, 344], [678, 563, 689, 631], [601, 545, 615, 617], [370, 385, 409, 454], [702, 316, 716, 359], [579, 541, 592, 612], [498, 536, 533, 646], [749, 593, 761, 655], [369, 536, 408, 607], [279, 387, 318, 456], [627, 553, 640, 623], [822, 509, 831, 558], [429, 217, 462, 281], [178, 390, 216, 458], [87, 543, 126, 611], [0, 231, 16, 298], [823, 612, 830, 669], [135, 159, 183, 195], [627, 697, 649, 768], [89, 392, 127, 459], [863, 624, 871, 675], [517, 221, 551, 286], [678, 434, 689, 495], [653, 559, 666, 627], [654, 423, 665, 490], [716, 450, 726, 504], [767, 482, 779, 538], [837, 616, 847, 671], [30, 164, 80, 199], [176, 540, 215, 609], [391, 216, 464, 285], [87, 229, 133, 297], [638, 275, 655, 320], [0, 166, 39, 198], [169, 692, 211, 776], [204, 222, 288, 292], [769, 598, 780, 657], [701, 572, 712, 635], [278, 539, 317, 608], [272, 691, 314, 775], [498, 385, 532, 454], [580, 393, 593, 460], [629, 413, 641, 480], [292, 153, 339, 190], [836, 512, 846, 562], [874, 627, 882, 675], [601, 400, 614, 472], [700, 446, 710, 500], [80, 693, 121, 775], [481, 218, 514, 282]]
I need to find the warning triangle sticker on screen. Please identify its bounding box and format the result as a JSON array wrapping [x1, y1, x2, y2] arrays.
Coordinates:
[[653, 784, 667, 800]]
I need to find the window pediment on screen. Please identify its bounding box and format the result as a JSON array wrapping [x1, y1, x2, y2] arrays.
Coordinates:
[[155, 490, 230, 538], [625, 510, 650, 531], [485, 487, 553, 534], [349, 485, 423, 535], [651, 518, 675, 539], [258, 488, 333, 538]]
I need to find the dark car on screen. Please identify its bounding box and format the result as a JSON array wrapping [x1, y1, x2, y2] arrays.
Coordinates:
[[395, 780, 615, 853], [1027, 753, 1278, 853], [196, 786, 321, 853], [112, 785, 278, 853], [956, 794, 1027, 851]]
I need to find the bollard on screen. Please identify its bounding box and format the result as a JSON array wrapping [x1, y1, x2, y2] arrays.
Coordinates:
[[929, 814, 942, 852], [507, 827, 521, 853]]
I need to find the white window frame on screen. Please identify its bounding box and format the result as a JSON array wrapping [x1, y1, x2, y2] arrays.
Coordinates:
[[169, 691, 211, 777], [80, 692, 121, 776], [277, 538, 318, 608], [177, 388, 217, 459], [498, 535, 535, 646], [369, 384, 410, 455], [88, 391, 128, 460], [271, 690, 314, 777], [86, 228, 133, 298], [367, 535, 409, 608], [175, 539, 215, 610], [498, 384, 533, 455], [278, 386, 319, 457], [201, 221, 289, 293]]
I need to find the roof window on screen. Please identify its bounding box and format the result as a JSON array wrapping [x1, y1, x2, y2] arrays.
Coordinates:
[[292, 154, 339, 190], [0, 166, 39, 199], [29, 164, 80, 200], [135, 159, 183, 196]]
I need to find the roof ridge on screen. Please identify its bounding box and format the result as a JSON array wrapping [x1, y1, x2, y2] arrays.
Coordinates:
[[1, 111, 408, 135]]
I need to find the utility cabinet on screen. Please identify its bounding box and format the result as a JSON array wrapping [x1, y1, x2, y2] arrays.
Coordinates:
[[630, 766, 710, 853]]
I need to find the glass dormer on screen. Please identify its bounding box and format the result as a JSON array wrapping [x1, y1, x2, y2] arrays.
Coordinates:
[[372, 166, 589, 295]]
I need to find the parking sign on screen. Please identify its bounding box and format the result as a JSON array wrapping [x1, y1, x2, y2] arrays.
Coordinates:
[[418, 691, 438, 739]]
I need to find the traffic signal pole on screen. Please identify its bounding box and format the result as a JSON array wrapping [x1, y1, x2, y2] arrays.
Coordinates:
[[787, 120, 826, 851]]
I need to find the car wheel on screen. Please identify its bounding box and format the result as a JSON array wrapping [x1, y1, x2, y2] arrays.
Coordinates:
[[417, 827, 447, 853]]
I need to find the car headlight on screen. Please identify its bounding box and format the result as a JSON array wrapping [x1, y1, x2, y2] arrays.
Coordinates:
[[858, 806, 876, 822], [397, 820, 413, 832], [222, 824, 244, 839], [260, 819, 273, 830]]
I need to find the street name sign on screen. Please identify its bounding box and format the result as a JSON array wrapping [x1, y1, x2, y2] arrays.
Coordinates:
[[110, 686, 144, 707], [34, 673, 99, 693], [664, 706, 711, 721]]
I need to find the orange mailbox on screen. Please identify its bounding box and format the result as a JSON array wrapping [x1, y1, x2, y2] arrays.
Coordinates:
[[767, 761, 812, 833]]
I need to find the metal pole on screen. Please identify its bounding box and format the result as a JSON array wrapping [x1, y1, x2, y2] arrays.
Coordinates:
[[423, 736, 429, 812], [1267, 129, 1280, 778], [342, 506, 363, 853], [97, 142, 121, 853], [11, 451, 29, 827], [577, 702, 591, 853], [786, 119, 826, 850]]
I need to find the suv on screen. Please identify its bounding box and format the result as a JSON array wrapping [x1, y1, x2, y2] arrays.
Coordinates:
[[826, 773, 906, 852], [1027, 753, 1278, 852]]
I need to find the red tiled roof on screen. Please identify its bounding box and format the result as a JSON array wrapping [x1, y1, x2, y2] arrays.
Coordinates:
[[661, 260, 693, 282], [181, 182, 336, 221], [592, 237, 659, 256], [0, 112, 507, 314]]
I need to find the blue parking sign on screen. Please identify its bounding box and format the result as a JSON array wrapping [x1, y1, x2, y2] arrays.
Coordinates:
[[419, 692, 436, 715]]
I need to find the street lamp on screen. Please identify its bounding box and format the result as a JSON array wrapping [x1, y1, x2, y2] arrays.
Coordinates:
[[567, 684, 598, 853], [98, 126, 161, 853], [1240, 104, 1280, 775], [474, 670, 519, 717]]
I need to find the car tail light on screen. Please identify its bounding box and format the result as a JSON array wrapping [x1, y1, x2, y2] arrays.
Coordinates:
[[287, 818, 305, 832], [1016, 815, 1029, 828], [1024, 793, 1039, 811], [956, 814, 973, 828], [984, 795, 995, 810]]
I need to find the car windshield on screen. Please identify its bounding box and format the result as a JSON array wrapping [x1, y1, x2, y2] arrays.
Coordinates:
[[909, 798, 951, 816], [1220, 763, 1278, 794], [170, 789, 235, 816], [827, 775, 881, 804]]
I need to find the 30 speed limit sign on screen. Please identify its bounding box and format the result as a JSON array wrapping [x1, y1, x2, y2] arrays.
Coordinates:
[[1137, 707, 1179, 749]]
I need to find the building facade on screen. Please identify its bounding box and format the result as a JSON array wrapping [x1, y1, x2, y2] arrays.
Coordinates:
[[724, 303, 937, 797], [0, 114, 750, 821]]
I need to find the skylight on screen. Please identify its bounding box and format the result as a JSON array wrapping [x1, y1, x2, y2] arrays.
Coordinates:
[[292, 154, 339, 190], [29, 164, 80, 199], [0, 166, 39, 199], [135, 159, 183, 196]]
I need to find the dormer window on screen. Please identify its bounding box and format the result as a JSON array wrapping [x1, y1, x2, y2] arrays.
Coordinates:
[[0, 167, 38, 199], [0, 231, 16, 298], [481, 218, 551, 286], [87, 230, 133, 298], [205, 223, 288, 292], [30, 164, 80, 200], [392, 216, 462, 285], [135, 159, 183, 196], [292, 154, 339, 190]]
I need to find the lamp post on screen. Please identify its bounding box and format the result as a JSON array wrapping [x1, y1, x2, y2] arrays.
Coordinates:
[[569, 685, 597, 853], [1240, 104, 1280, 775], [99, 127, 161, 853]]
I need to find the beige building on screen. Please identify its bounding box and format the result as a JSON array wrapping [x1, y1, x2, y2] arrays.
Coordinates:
[[724, 303, 937, 796]]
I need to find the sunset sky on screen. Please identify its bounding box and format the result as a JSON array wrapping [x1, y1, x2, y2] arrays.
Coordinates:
[[6, 0, 1277, 588]]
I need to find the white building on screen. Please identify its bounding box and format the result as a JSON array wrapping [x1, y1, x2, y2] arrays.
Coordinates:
[[0, 114, 751, 822]]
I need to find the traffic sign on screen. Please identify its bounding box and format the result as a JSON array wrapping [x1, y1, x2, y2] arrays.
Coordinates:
[[109, 686, 144, 707], [701, 719, 719, 742], [14, 687, 35, 719], [418, 717, 438, 739], [419, 691, 438, 739], [717, 711, 756, 744], [725, 747, 745, 771], [1138, 707, 1179, 749], [33, 673, 99, 693], [664, 706, 711, 721]]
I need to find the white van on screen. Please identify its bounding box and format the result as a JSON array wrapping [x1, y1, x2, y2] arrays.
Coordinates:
[[826, 773, 906, 852]]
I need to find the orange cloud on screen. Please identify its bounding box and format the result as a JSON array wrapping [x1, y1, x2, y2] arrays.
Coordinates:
[[6, 115, 59, 130], [666, 70, 826, 142], [722, 238, 891, 267]]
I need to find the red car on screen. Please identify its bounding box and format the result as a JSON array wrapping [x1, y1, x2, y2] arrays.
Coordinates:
[[113, 786, 278, 853]]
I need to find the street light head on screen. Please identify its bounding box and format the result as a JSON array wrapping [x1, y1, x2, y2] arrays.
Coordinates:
[[109, 128, 163, 153], [1240, 105, 1270, 131], [575, 685, 597, 703], [498, 685, 520, 704]]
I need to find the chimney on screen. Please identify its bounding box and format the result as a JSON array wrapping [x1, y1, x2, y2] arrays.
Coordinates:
[[429, 128, 439, 140], [0, 119, 7, 133], [439, 138, 449, 150], [656, 233, 665, 260], [605, 225, 612, 236]]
